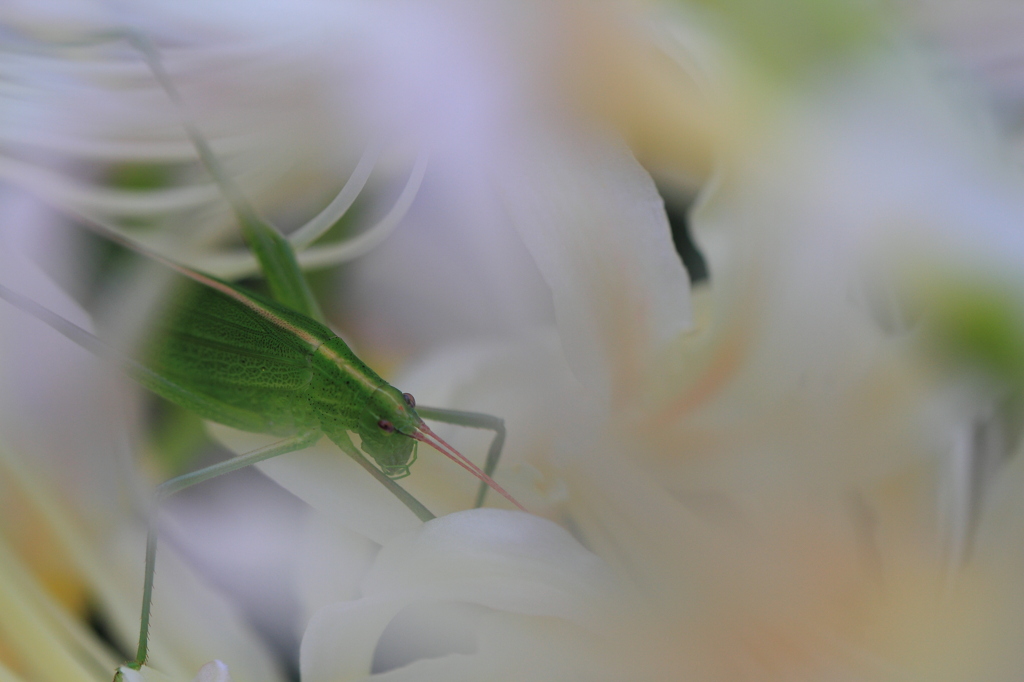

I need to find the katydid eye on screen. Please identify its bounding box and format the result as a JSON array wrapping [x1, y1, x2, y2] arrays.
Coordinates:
[[378, 419, 395, 433], [403, 392, 415, 408]]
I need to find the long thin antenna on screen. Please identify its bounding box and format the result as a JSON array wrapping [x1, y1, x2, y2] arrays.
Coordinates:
[[412, 424, 525, 511]]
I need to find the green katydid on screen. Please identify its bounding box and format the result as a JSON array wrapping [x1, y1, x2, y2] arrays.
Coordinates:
[[0, 32, 522, 674]]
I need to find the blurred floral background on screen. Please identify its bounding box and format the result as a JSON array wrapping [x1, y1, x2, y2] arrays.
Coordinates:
[[3, 0, 1024, 680]]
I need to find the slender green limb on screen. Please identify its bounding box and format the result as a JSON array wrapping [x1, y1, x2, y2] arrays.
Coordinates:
[[415, 406, 506, 507], [345, 450, 436, 522], [6, 29, 322, 318], [0, 283, 110, 359], [156, 432, 322, 497], [129, 431, 321, 670], [119, 32, 323, 322], [328, 429, 435, 522], [0, 279, 272, 435]]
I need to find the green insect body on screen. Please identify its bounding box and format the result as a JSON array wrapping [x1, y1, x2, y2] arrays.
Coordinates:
[[137, 268, 419, 477]]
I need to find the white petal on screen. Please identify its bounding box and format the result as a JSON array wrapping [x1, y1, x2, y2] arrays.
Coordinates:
[[117, 660, 232, 682], [301, 599, 408, 682], [191, 661, 232, 682], [208, 425, 422, 545], [363, 510, 618, 625], [301, 510, 622, 682], [392, 333, 583, 512], [294, 511, 379, 624], [501, 133, 693, 404], [118, 667, 148, 682], [324, 604, 617, 682]]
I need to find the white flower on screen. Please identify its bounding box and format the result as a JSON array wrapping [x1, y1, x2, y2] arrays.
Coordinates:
[[301, 510, 625, 682], [289, 2, 1024, 679], [7, 0, 1024, 680]]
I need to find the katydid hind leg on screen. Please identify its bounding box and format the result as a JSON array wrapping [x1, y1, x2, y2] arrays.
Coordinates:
[[129, 430, 320, 670], [414, 406, 506, 508], [117, 31, 323, 321]]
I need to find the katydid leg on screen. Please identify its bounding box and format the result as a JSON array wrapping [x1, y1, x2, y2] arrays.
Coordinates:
[[343, 448, 436, 523], [129, 430, 320, 669], [129, 427, 439, 669], [322, 428, 434, 522], [119, 32, 323, 322], [19, 28, 324, 320], [414, 406, 506, 507]]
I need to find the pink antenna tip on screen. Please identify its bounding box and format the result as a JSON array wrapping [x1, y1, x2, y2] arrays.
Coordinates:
[[413, 424, 526, 512]]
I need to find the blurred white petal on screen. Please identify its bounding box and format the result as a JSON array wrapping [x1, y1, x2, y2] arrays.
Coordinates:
[[191, 661, 232, 682], [501, 133, 693, 404], [300, 510, 622, 682], [207, 426, 419, 546], [293, 4, 1024, 680]]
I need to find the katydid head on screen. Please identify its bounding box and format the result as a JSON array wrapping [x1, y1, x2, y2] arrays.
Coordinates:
[[361, 386, 421, 477], [362, 387, 527, 511]]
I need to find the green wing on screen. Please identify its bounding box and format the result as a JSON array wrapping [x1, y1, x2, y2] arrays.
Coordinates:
[[140, 279, 321, 435]]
